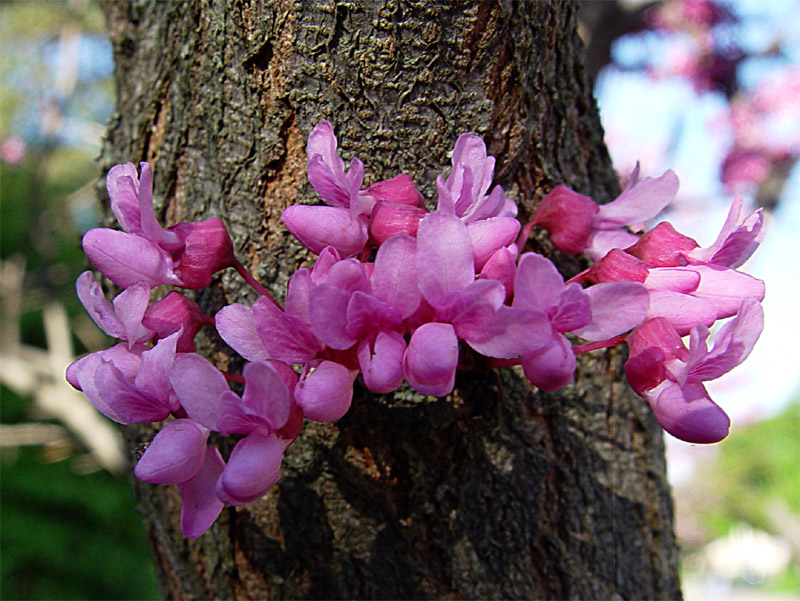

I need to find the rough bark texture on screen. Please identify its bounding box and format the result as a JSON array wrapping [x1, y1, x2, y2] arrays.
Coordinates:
[[100, 1, 682, 599]]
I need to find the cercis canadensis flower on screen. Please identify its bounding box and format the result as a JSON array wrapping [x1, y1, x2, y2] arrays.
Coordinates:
[[67, 120, 766, 538]]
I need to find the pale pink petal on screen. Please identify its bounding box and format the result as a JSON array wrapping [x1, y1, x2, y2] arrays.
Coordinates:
[[345, 291, 402, 340], [285, 269, 312, 320], [358, 331, 406, 394], [574, 282, 650, 341], [242, 361, 291, 430], [82, 228, 179, 288], [403, 323, 458, 397], [691, 265, 765, 319], [416, 212, 475, 307], [135, 330, 180, 408], [294, 361, 355, 422], [177, 446, 226, 538], [689, 299, 763, 381], [134, 419, 209, 484], [585, 229, 641, 261], [170, 354, 230, 430], [73, 353, 126, 423], [215, 303, 271, 362], [467, 306, 550, 358], [217, 431, 284, 506], [216, 390, 260, 435], [466, 217, 520, 270], [370, 235, 421, 318], [441, 279, 505, 342], [95, 361, 171, 423], [646, 290, 717, 335], [112, 281, 153, 346], [513, 252, 565, 312], [521, 332, 575, 392], [644, 267, 700, 294], [645, 380, 730, 444], [75, 271, 125, 339], [106, 163, 142, 234], [252, 296, 324, 364], [548, 284, 592, 333], [320, 258, 369, 293], [282, 205, 368, 257], [136, 162, 183, 250], [307, 121, 346, 182], [596, 170, 679, 227], [309, 284, 357, 350], [307, 154, 350, 208]]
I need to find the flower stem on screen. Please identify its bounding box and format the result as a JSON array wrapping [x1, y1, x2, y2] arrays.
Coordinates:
[[486, 357, 523, 368], [572, 335, 627, 355], [221, 371, 246, 384], [565, 268, 590, 286], [515, 219, 537, 252], [233, 259, 282, 309]]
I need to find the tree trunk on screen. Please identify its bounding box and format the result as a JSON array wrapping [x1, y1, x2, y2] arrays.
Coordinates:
[[100, 1, 682, 599]]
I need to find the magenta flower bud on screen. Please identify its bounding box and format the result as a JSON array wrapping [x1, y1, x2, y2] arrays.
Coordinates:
[[586, 249, 650, 284], [625, 222, 698, 267], [365, 173, 425, 208], [170, 218, 236, 289], [532, 185, 598, 254], [142, 291, 210, 352], [625, 318, 687, 395], [368, 201, 428, 246]]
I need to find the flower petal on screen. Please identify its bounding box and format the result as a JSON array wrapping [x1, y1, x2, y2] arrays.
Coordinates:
[[176, 446, 226, 538], [134, 419, 209, 484], [574, 282, 650, 341], [294, 361, 355, 422], [169, 354, 229, 430], [403, 323, 458, 397], [521, 332, 575, 392], [82, 228, 179, 288], [416, 212, 474, 307], [215, 303, 271, 362], [370, 235, 421, 318], [645, 380, 730, 444], [357, 331, 406, 394], [216, 431, 285, 506]]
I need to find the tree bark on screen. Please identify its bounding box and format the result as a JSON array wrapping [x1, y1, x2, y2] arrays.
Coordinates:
[[100, 1, 682, 599]]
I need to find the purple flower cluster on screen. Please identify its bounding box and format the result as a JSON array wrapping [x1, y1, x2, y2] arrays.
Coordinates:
[[67, 121, 765, 537]]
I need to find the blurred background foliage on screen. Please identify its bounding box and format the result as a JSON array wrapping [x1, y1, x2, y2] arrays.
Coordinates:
[[0, 0, 797, 600], [1, 0, 159, 598]]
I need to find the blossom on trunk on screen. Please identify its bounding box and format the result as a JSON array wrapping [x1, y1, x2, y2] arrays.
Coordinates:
[[83, 162, 236, 289], [625, 299, 763, 443]]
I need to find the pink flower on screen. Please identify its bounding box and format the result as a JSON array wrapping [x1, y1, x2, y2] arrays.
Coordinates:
[[512, 252, 649, 390], [83, 162, 236, 289], [133, 419, 226, 538], [531, 167, 679, 260], [66, 331, 182, 424], [170, 354, 302, 504], [625, 299, 763, 443]]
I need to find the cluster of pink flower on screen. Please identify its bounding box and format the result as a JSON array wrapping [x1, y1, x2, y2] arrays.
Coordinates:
[[67, 121, 765, 538], [645, 0, 740, 95]]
